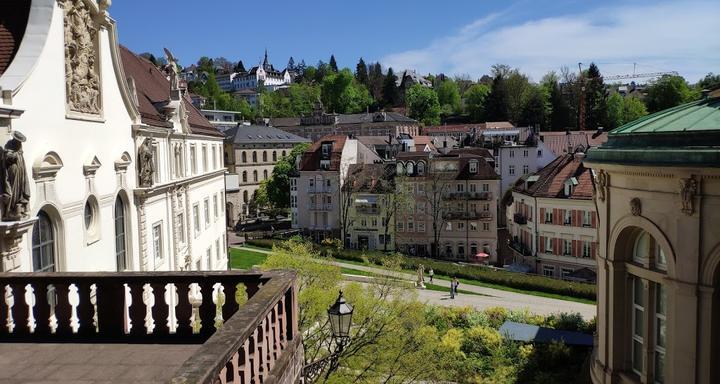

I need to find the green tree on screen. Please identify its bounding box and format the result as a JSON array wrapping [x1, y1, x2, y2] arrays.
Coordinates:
[[583, 63, 607, 130], [287, 56, 295, 71], [258, 143, 310, 209], [484, 74, 509, 122], [260, 83, 321, 117], [505, 70, 531, 124], [543, 71, 573, 131], [368, 62, 385, 104], [605, 92, 624, 129], [464, 83, 491, 122], [355, 58, 369, 87], [646, 75, 698, 113], [321, 69, 372, 114], [622, 96, 648, 125], [519, 85, 551, 131], [382, 67, 400, 107], [436, 79, 461, 115], [406, 84, 441, 125], [697, 72, 720, 90], [329, 54, 338, 72]]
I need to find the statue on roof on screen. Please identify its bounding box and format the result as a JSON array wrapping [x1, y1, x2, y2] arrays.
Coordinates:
[[163, 48, 180, 91]]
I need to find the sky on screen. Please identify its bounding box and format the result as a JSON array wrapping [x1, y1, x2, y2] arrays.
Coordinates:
[[110, 0, 719, 83]]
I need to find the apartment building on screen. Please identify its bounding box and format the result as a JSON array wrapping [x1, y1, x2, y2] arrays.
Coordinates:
[[344, 163, 396, 251], [224, 124, 308, 225], [506, 150, 598, 281], [394, 150, 500, 263], [292, 135, 379, 240]]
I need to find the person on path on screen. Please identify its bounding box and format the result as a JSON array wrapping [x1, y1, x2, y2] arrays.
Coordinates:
[[428, 268, 434, 283], [452, 277, 460, 297], [450, 278, 456, 299]]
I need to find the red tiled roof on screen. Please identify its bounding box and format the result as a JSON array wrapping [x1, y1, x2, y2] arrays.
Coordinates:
[[539, 130, 608, 157], [0, 1, 30, 77], [480, 121, 515, 129], [119, 46, 222, 137], [422, 124, 475, 135], [299, 135, 347, 171], [513, 153, 594, 199]]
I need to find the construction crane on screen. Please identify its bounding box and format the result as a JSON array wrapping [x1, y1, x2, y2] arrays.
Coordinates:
[[603, 71, 679, 81]]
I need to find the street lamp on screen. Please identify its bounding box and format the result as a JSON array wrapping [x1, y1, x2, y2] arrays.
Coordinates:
[[328, 291, 353, 339], [303, 290, 354, 383]]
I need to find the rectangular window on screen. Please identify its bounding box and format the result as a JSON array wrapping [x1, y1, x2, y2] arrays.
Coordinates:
[[469, 162, 477, 173], [418, 222, 425, 232], [545, 237, 553, 252], [190, 145, 197, 175], [417, 183, 425, 193], [482, 183, 489, 192], [445, 222, 452, 231], [483, 203, 489, 212], [212, 146, 218, 170], [407, 219, 414, 231], [542, 265, 555, 277], [379, 234, 384, 245], [509, 165, 515, 176], [397, 222, 404, 232], [204, 198, 210, 227], [583, 211, 591, 227], [457, 183, 464, 192], [416, 202, 425, 214], [457, 222, 465, 230], [522, 165, 529, 174], [564, 239, 572, 256], [632, 277, 644, 375], [213, 195, 219, 221], [561, 268, 573, 279], [483, 222, 489, 231], [216, 239, 221, 261], [206, 247, 212, 270], [545, 210, 553, 223], [523, 150, 529, 157], [177, 213, 185, 245], [564, 210, 572, 225], [152, 222, 163, 263], [582, 241, 591, 257], [371, 218, 378, 227], [469, 183, 477, 192], [202, 145, 208, 172], [193, 204, 200, 237], [470, 222, 478, 231], [655, 284, 666, 383], [509, 150, 515, 158]]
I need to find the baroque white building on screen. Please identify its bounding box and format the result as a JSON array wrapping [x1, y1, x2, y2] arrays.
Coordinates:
[[0, 0, 226, 273]]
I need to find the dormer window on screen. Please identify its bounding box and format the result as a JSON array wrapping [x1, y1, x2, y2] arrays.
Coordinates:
[[396, 162, 405, 175], [469, 160, 478, 174], [406, 162, 414, 175], [321, 143, 332, 157], [563, 177, 579, 196], [417, 161, 425, 176]]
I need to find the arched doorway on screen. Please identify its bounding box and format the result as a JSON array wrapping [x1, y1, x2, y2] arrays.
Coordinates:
[[114, 196, 128, 271]]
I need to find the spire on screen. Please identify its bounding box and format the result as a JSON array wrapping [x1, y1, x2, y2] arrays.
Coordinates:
[[263, 49, 269, 70]]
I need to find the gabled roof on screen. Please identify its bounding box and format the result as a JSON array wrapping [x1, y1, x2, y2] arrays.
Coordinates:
[[396, 151, 499, 180], [120, 46, 222, 137], [225, 124, 309, 145], [540, 130, 608, 157], [299, 135, 347, 171], [0, 0, 30, 77], [513, 153, 594, 199]]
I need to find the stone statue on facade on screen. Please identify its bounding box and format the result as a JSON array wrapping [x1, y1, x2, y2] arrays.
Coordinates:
[[596, 170, 608, 202], [680, 177, 698, 216], [138, 138, 155, 187], [0, 131, 30, 221], [62, 0, 101, 115], [630, 198, 641, 216], [163, 48, 180, 91]]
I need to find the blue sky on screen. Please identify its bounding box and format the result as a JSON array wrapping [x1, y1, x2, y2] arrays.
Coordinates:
[[111, 0, 718, 83]]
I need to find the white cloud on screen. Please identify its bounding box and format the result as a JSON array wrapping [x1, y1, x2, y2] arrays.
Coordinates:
[[382, 2, 720, 83]]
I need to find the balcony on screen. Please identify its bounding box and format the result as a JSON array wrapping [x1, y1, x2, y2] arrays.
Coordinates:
[[509, 240, 533, 257], [0, 270, 302, 384], [443, 192, 493, 200], [309, 203, 333, 211], [355, 206, 379, 215], [513, 213, 528, 225]]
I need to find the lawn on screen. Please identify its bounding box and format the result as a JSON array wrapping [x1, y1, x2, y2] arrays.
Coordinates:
[[229, 248, 268, 269]]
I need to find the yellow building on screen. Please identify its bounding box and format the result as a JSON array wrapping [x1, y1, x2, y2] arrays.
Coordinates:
[[585, 94, 720, 384]]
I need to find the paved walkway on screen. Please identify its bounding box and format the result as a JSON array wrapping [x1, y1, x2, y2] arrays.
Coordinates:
[[233, 246, 596, 320]]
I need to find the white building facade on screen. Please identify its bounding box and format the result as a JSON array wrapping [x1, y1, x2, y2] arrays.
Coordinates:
[[0, 0, 226, 273]]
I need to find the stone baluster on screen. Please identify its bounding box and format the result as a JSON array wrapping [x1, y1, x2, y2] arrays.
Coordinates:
[[174, 281, 193, 337], [53, 282, 73, 337], [251, 328, 260, 382], [75, 280, 96, 337], [197, 280, 216, 337], [127, 282, 146, 336], [150, 281, 169, 335], [33, 282, 51, 335], [8, 283, 29, 335], [272, 305, 281, 361]]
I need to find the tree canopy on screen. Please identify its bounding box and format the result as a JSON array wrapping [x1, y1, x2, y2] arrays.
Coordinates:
[[321, 69, 373, 114], [464, 83, 491, 122], [645, 75, 699, 113], [436, 79, 462, 115], [406, 84, 441, 126], [256, 143, 310, 209]]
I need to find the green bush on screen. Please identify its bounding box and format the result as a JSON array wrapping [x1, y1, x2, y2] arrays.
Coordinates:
[[245, 239, 281, 249]]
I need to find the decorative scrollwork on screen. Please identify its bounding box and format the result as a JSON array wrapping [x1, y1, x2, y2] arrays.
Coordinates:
[[61, 0, 101, 115]]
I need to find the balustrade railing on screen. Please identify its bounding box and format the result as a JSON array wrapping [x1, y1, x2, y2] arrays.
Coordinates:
[[0, 270, 300, 384]]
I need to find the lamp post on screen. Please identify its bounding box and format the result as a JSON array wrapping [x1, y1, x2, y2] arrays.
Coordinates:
[[303, 290, 353, 383]]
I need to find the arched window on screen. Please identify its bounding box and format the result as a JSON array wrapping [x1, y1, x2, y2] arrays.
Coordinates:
[[282, 150, 287, 157], [406, 162, 414, 175], [243, 190, 249, 203], [253, 170, 258, 182], [396, 162, 405, 175], [114, 197, 127, 271], [241, 152, 247, 163], [32, 210, 56, 272], [252, 152, 257, 163], [263, 169, 268, 180], [417, 161, 426, 176], [272, 151, 277, 162], [262, 151, 267, 162], [242, 171, 247, 183]]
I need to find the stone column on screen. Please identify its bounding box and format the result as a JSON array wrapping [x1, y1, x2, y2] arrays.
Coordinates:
[[0, 218, 36, 272]]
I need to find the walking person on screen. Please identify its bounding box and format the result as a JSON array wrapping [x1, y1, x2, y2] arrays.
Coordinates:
[[428, 268, 434, 283], [450, 277, 456, 299], [452, 277, 460, 297]]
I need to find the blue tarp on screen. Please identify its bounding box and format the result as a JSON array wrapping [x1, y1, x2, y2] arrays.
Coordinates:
[[499, 321, 593, 347]]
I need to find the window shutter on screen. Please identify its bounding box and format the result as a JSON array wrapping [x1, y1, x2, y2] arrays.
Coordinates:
[[592, 212, 597, 228], [553, 208, 558, 224], [540, 236, 545, 252], [591, 242, 597, 258], [540, 208, 545, 221], [572, 210, 578, 227]]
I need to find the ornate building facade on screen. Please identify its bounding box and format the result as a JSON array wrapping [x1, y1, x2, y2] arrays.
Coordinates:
[[586, 94, 720, 384], [0, 0, 226, 273]]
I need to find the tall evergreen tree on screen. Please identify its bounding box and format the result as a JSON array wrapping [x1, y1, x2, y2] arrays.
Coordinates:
[[329, 55, 338, 72], [355, 58, 369, 87], [368, 63, 385, 103], [382, 67, 400, 107], [584, 63, 607, 130], [543, 72, 572, 131], [287, 57, 295, 71], [234, 60, 246, 73], [484, 75, 509, 122], [296, 59, 307, 78]]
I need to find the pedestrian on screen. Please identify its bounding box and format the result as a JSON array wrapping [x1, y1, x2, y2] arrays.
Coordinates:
[[452, 277, 459, 297], [428, 268, 434, 283], [450, 278, 456, 299]]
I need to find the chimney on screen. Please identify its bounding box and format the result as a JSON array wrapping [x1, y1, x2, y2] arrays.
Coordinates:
[[574, 151, 586, 162]]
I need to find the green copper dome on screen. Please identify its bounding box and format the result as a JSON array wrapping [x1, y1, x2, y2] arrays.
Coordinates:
[[586, 96, 720, 167]]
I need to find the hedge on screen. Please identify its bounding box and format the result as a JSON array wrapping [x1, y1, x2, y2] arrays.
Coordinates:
[[244, 238, 596, 301]]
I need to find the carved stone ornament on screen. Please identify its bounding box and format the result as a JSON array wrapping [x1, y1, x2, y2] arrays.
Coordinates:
[[596, 170, 608, 202], [0, 131, 31, 221], [61, 0, 101, 115], [630, 198, 641, 216], [679, 176, 698, 216]]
